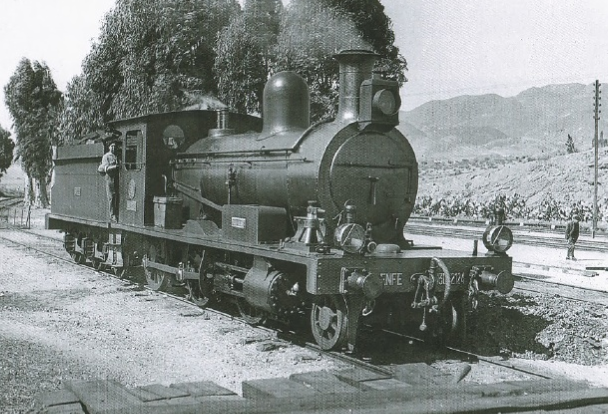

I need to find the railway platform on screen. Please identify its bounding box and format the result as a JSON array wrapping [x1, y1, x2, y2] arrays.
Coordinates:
[[405, 223, 608, 293]]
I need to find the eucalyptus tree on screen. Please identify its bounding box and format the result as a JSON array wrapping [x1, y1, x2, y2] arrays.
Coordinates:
[[4, 58, 63, 207], [214, 0, 283, 114], [58, 74, 105, 143], [82, 0, 240, 123], [273, 0, 366, 121], [323, 0, 407, 83]]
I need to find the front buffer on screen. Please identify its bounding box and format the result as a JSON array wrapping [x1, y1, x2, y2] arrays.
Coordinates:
[[308, 246, 514, 351]]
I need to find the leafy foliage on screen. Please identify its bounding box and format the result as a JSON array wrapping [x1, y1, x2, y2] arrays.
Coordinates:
[[58, 75, 105, 143], [214, 0, 283, 114], [272, 0, 406, 121], [216, 0, 407, 121], [58, 0, 406, 134], [566, 134, 576, 153], [81, 0, 239, 124], [3, 58, 63, 206], [214, 14, 267, 114], [0, 125, 15, 179], [322, 0, 407, 83]]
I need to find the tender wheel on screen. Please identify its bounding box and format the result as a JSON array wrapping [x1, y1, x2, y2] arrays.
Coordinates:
[[71, 252, 85, 265], [236, 297, 264, 325], [92, 259, 104, 271], [310, 295, 348, 351], [144, 244, 168, 291]]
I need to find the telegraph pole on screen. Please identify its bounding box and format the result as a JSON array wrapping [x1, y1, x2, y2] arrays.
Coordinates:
[[592, 80, 601, 238]]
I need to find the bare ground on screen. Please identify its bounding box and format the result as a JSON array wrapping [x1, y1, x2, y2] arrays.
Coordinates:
[[2, 208, 608, 413], [0, 215, 348, 412]]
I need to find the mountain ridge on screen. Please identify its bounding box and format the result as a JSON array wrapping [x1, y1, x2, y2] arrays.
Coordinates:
[[400, 82, 604, 161]]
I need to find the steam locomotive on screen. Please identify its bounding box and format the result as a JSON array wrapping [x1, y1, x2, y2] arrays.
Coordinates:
[[47, 50, 514, 351]]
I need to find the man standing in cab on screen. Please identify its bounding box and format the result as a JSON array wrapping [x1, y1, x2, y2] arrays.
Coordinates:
[[99, 141, 119, 221]]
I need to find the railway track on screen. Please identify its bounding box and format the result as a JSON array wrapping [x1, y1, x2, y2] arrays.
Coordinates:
[[514, 274, 608, 306], [0, 227, 555, 385], [0, 228, 395, 375]]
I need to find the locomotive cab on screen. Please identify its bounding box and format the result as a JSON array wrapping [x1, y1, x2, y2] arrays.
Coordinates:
[[107, 111, 263, 228]]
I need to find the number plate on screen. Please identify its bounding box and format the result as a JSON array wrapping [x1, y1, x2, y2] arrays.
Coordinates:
[[437, 272, 465, 285]]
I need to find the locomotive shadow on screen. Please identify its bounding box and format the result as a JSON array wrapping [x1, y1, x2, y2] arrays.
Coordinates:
[[463, 293, 553, 359], [353, 293, 553, 365]]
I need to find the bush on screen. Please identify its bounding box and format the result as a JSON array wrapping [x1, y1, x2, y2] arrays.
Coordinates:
[[414, 193, 598, 223]]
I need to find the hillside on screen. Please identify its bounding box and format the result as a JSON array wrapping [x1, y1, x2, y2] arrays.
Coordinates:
[[401, 83, 604, 161], [413, 147, 608, 223], [0, 163, 24, 196], [418, 148, 607, 202]]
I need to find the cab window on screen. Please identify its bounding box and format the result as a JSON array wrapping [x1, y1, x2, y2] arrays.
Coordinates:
[[124, 130, 143, 170], [162, 125, 185, 149]]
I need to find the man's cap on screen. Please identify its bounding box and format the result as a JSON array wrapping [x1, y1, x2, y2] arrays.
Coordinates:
[[573, 215, 580, 221]]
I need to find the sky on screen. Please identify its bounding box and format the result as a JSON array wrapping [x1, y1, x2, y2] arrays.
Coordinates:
[[2, 0, 608, 133]]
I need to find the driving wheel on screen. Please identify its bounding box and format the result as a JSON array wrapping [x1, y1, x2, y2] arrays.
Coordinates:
[[144, 244, 168, 291], [310, 295, 348, 350], [113, 266, 125, 278], [92, 259, 104, 271]]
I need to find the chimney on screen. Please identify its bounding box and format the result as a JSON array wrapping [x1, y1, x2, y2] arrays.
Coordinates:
[[334, 50, 379, 123]]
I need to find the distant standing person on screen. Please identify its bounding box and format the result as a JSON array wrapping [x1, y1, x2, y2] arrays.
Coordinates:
[[565, 215, 580, 260], [100, 141, 119, 221]]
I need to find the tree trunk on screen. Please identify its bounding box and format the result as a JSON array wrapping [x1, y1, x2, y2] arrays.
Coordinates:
[[47, 167, 54, 205], [33, 177, 49, 208]]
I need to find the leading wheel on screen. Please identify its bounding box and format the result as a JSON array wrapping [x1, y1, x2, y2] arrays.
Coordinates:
[[236, 297, 264, 325], [144, 244, 168, 291], [426, 294, 466, 347], [310, 295, 348, 351]]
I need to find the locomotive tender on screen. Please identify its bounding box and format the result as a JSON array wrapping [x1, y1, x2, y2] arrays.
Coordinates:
[[47, 50, 514, 351]]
